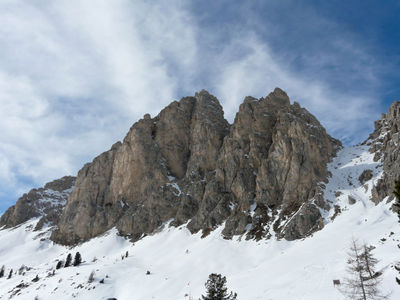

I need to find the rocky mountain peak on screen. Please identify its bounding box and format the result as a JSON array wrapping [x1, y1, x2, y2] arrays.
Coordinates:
[[0, 176, 75, 230], [194, 89, 217, 102], [366, 100, 400, 203], [265, 87, 290, 107], [43, 176, 76, 192], [49, 89, 340, 245], [387, 100, 400, 119]]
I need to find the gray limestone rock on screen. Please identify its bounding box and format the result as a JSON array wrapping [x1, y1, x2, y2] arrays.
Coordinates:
[[366, 101, 400, 204], [359, 169, 373, 185], [282, 203, 324, 240], [0, 176, 75, 230], [47, 88, 341, 245]]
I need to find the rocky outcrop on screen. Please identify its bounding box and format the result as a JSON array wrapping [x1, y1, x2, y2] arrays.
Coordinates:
[[51, 91, 229, 244], [281, 203, 324, 240], [215, 91, 341, 240], [359, 169, 373, 185], [51, 88, 341, 245], [365, 101, 400, 203], [0, 176, 75, 230]]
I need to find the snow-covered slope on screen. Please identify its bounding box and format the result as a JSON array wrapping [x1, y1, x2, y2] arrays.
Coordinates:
[[0, 146, 399, 300]]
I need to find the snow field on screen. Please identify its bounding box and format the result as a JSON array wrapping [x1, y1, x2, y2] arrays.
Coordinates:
[[0, 145, 399, 299]]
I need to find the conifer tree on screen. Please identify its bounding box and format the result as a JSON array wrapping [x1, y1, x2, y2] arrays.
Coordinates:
[[7, 269, 12, 279], [18, 265, 25, 275], [0, 265, 4, 278], [341, 238, 387, 300], [88, 270, 95, 283], [56, 261, 63, 270], [64, 253, 72, 268], [361, 245, 379, 280], [201, 273, 237, 300], [73, 252, 82, 266]]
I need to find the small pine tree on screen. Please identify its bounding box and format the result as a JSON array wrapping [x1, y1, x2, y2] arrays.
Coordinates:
[[64, 253, 72, 268], [201, 273, 237, 300], [341, 238, 387, 300], [18, 265, 26, 275], [73, 252, 82, 266], [56, 260, 63, 270], [0, 265, 4, 278], [7, 269, 13, 279], [361, 245, 379, 280], [393, 176, 400, 223]]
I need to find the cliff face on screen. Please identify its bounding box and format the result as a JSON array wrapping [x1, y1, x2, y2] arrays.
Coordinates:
[[0, 176, 75, 230], [366, 101, 400, 204], [51, 88, 341, 245]]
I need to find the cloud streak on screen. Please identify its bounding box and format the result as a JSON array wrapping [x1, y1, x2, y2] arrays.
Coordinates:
[[0, 0, 196, 206], [211, 33, 380, 143]]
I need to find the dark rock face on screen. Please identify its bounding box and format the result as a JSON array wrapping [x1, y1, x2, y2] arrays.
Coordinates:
[[282, 203, 324, 241], [348, 196, 356, 205], [51, 88, 341, 245], [359, 169, 373, 185], [0, 176, 75, 230], [365, 101, 400, 204]]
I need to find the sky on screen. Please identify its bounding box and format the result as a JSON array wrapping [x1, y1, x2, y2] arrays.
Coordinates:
[[0, 0, 399, 213]]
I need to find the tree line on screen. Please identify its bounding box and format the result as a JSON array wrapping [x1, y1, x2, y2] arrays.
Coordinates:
[[0, 252, 83, 281], [56, 252, 82, 269]]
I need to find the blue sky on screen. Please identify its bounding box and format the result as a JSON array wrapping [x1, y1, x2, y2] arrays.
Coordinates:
[[0, 0, 399, 213]]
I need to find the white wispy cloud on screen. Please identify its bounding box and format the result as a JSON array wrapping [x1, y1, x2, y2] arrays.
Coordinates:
[[210, 32, 381, 145], [0, 0, 384, 208], [0, 0, 196, 203]]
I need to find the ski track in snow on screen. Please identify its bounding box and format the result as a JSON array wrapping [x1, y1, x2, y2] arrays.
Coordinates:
[[0, 145, 399, 300]]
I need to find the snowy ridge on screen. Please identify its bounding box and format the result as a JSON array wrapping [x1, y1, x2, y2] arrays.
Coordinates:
[[0, 146, 399, 299], [0, 176, 75, 231]]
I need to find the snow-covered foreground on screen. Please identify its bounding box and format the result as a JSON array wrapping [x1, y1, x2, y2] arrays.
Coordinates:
[[0, 145, 399, 300]]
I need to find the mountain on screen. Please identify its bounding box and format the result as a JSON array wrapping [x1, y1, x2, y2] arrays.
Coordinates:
[[0, 89, 399, 300], [366, 100, 400, 204], [51, 88, 341, 245], [0, 176, 75, 230]]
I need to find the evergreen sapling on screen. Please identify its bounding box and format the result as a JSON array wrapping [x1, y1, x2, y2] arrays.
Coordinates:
[[64, 253, 72, 268], [201, 273, 237, 300], [73, 252, 82, 266], [56, 261, 63, 270], [341, 238, 387, 300]]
